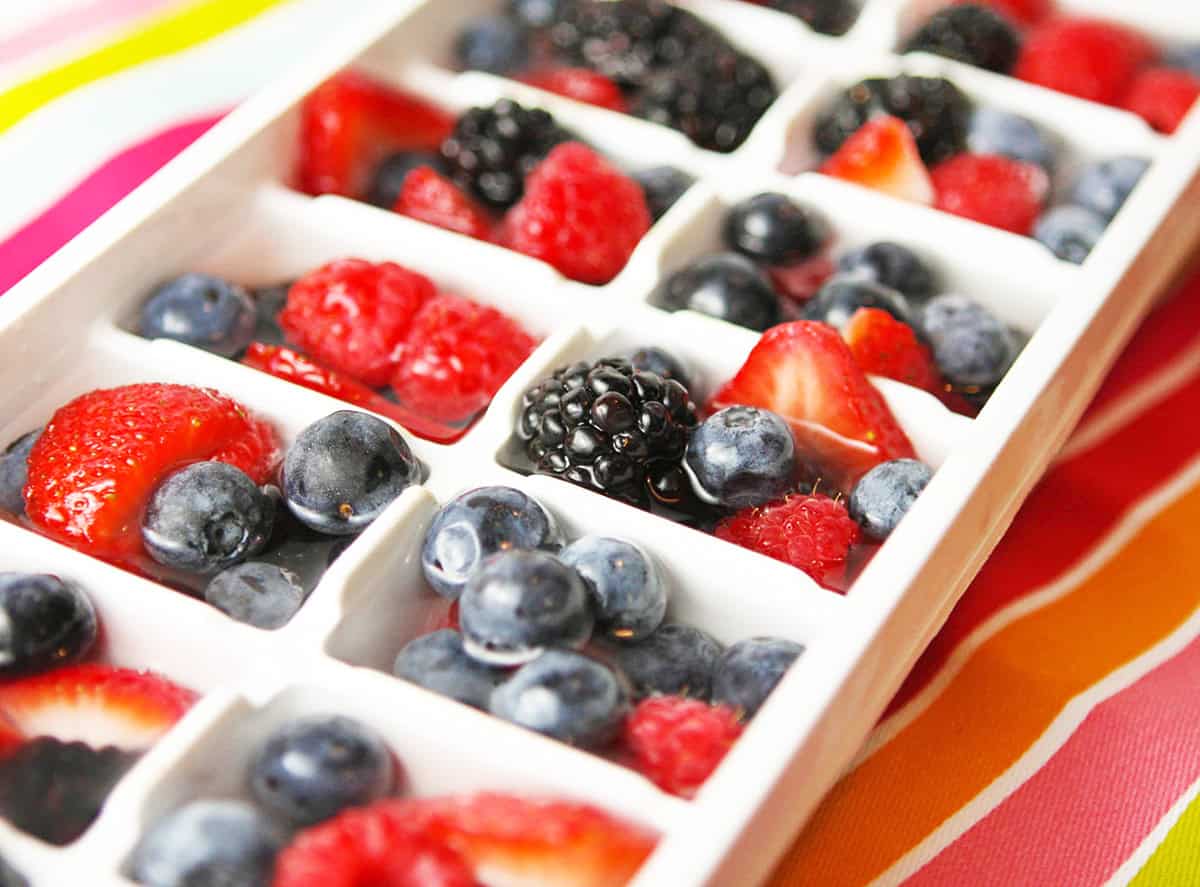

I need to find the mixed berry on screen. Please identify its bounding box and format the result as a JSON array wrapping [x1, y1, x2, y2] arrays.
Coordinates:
[[453, 0, 780, 152], [901, 2, 1199, 134], [0, 574, 196, 844], [0, 382, 422, 628], [129, 711, 656, 886]]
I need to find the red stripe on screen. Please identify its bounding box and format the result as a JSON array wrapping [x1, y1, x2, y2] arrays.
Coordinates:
[[0, 112, 223, 296]]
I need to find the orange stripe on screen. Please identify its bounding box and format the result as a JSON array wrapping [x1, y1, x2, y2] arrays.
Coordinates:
[[771, 478, 1200, 886]]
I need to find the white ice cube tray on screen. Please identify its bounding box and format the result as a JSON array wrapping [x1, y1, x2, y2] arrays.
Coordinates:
[[0, 1, 1198, 884]]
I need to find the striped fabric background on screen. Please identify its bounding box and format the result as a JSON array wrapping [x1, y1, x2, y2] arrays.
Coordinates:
[[2, 2, 1199, 885]]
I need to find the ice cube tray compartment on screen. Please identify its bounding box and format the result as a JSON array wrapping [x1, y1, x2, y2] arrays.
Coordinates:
[[0, 0, 1198, 884]]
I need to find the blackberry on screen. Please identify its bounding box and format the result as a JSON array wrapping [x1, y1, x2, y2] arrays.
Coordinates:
[[517, 357, 698, 507], [767, 0, 859, 37], [902, 4, 1021, 75], [633, 43, 777, 152], [440, 99, 575, 210], [813, 75, 971, 165]]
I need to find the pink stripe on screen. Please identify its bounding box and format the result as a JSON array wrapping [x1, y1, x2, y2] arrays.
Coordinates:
[[0, 0, 175, 65], [0, 112, 224, 296], [904, 629, 1200, 887]]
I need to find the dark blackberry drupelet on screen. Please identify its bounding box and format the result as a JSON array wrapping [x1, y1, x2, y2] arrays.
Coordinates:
[[813, 75, 971, 166], [902, 4, 1021, 75], [439, 99, 575, 210], [518, 358, 698, 508], [767, 0, 859, 36]]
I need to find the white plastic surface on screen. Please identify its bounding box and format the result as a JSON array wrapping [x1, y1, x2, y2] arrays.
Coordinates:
[[0, 1, 1197, 885]]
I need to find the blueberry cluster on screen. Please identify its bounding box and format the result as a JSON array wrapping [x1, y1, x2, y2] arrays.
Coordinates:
[[399, 486, 804, 751], [1034, 156, 1150, 264]]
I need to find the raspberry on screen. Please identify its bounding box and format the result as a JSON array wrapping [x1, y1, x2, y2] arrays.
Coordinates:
[[931, 153, 1048, 235], [391, 293, 539, 427], [394, 166, 492, 240], [521, 68, 628, 112], [714, 493, 860, 583], [1120, 68, 1200, 134], [622, 696, 744, 798], [956, 0, 1053, 28], [1014, 18, 1155, 106], [506, 142, 651, 284], [278, 259, 435, 387]]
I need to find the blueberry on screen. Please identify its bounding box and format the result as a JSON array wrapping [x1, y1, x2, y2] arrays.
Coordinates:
[[204, 562, 305, 629], [249, 715, 394, 827], [460, 550, 594, 666], [966, 107, 1057, 173], [1070, 157, 1150, 222], [283, 411, 420, 536], [1165, 44, 1200, 79], [142, 462, 273, 574], [723, 192, 828, 264], [0, 428, 40, 515], [711, 637, 804, 719], [802, 275, 914, 331], [251, 283, 290, 347], [455, 14, 529, 75], [632, 166, 694, 221], [1034, 205, 1108, 265], [836, 243, 935, 301], [421, 486, 562, 600], [490, 650, 628, 747], [849, 459, 932, 541], [0, 573, 96, 678], [629, 346, 692, 393], [139, 273, 256, 357], [393, 629, 506, 709], [605, 622, 723, 699], [559, 537, 665, 641], [655, 253, 781, 331], [509, 0, 563, 27], [367, 151, 442, 209], [685, 407, 796, 509], [130, 800, 282, 887], [920, 294, 1018, 388]]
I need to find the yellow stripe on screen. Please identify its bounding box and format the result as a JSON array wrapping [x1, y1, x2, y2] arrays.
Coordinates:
[[1131, 794, 1200, 886], [0, 0, 292, 134]]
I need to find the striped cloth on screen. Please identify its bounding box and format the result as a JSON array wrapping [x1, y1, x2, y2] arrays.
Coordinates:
[[3, 3, 1199, 885]]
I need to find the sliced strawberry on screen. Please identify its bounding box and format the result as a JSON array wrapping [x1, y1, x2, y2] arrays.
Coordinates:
[[394, 166, 493, 240], [820, 116, 934, 205], [0, 664, 196, 751], [298, 71, 455, 198], [842, 308, 942, 392], [24, 384, 281, 563], [710, 321, 915, 490], [521, 68, 628, 112]]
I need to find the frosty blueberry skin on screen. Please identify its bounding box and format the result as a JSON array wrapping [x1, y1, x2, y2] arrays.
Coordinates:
[[394, 628, 506, 709], [559, 536, 666, 641], [685, 407, 796, 509], [131, 800, 282, 887], [849, 459, 933, 541], [604, 622, 724, 700], [711, 637, 805, 719]]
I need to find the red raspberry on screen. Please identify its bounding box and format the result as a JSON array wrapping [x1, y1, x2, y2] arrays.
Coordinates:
[[391, 293, 538, 427], [931, 153, 1048, 235], [505, 142, 651, 285], [24, 384, 280, 563], [278, 259, 435, 387], [955, 0, 1053, 27], [1121, 68, 1200, 134], [394, 167, 493, 240], [1014, 18, 1155, 106], [714, 493, 860, 583], [622, 696, 744, 799], [521, 68, 628, 113], [273, 801, 478, 887], [842, 307, 944, 395]]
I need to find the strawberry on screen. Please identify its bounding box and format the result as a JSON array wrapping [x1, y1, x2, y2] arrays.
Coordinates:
[[715, 493, 860, 584], [955, 0, 1053, 27], [390, 293, 539, 428], [297, 71, 454, 198], [0, 663, 196, 751], [394, 166, 493, 240], [521, 68, 628, 112], [820, 116, 934, 205], [622, 697, 743, 799], [710, 321, 915, 490], [842, 307, 942, 393], [278, 259, 436, 387], [24, 384, 280, 563], [1014, 18, 1156, 106], [1120, 67, 1200, 134], [930, 153, 1048, 235], [0, 712, 20, 758]]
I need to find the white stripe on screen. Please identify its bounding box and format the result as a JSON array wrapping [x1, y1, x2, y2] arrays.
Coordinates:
[[0, 0, 350, 241], [1102, 778, 1200, 887]]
